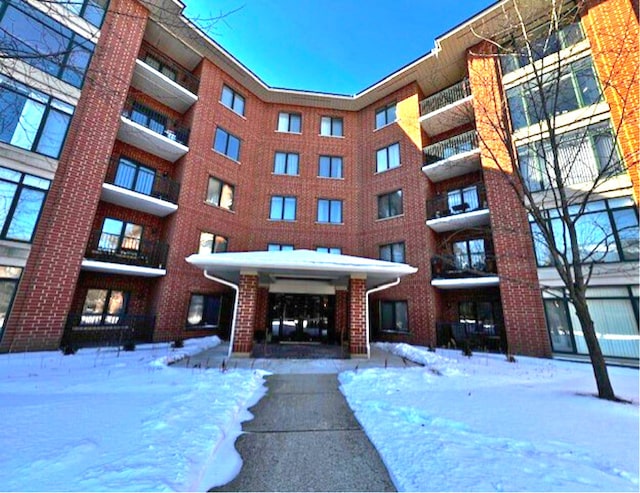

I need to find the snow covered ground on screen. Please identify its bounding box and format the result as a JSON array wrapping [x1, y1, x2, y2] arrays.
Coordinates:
[[0, 338, 637, 492]]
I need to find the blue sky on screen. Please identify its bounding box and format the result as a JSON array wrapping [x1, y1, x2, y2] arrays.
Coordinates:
[[183, 0, 495, 95]]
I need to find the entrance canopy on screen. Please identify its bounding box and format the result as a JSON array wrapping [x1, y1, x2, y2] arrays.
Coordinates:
[[186, 249, 417, 290]]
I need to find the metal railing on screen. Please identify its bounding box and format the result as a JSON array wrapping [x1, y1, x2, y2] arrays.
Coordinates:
[[436, 321, 503, 351], [105, 156, 181, 204], [431, 253, 497, 279], [424, 130, 479, 166], [426, 183, 487, 220], [61, 313, 156, 351], [85, 229, 168, 269], [121, 96, 190, 146], [420, 78, 471, 116], [138, 43, 200, 95]]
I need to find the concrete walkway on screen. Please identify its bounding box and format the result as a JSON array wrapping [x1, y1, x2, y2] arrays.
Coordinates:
[[209, 373, 396, 492]]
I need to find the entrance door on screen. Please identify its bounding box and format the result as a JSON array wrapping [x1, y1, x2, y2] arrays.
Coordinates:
[[269, 294, 336, 343]]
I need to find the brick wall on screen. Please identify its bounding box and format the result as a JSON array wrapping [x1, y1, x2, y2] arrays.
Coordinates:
[[349, 277, 367, 355], [233, 273, 258, 354]]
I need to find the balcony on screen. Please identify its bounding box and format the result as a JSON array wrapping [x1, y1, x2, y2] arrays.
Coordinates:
[[118, 97, 190, 162], [436, 321, 503, 351], [431, 253, 499, 289], [422, 130, 481, 182], [101, 157, 180, 217], [82, 229, 168, 277], [419, 79, 474, 135], [426, 183, 490, 233], [61, 313, 155, 351], [131, 44, 199, 113]]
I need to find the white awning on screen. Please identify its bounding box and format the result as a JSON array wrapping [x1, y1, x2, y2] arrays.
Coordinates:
[[186, 249, 417, 289]]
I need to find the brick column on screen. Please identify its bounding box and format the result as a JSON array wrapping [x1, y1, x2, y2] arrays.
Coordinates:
[[0, 0, 149, 352], [232, 272, 258, 355], [349, 276, 367, 357], [335, 288, 348, 345], [467, 41, 551, 357]]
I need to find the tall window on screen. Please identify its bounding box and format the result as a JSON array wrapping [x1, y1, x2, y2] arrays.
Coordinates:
[[378, 190, 403, 219], [206, 177, 234, 210], [0, 76, 75, 158], [446, 185, 480, 215], [220, 85, 245, 116], [376, 143, 400, 172], [277, 112, 301, 133], [380, 300, 408, 333], [0, 0, 95, 88], [317, 199, 342, 224], [452, 239, 486, 271], [379, 242, 405, 263], [507, 57, 602, 130], [143, 54, 176, 81], [530, 197, 639, 266], [0, 265, 21, 333], [129, 101, 166, 135], [81, 289, 128, 325], [99, 218, 142, 252], [268, 243, 294, 251], [199, 232, 228, 254], [318, 156, 343, 178], [0, 166, 50, 242], [320, 116, 343, 137], [273, 152, 299, 175], [63, 0, 110, 28], [518, 122, 622, 191], [316, 247, 341, 254], [114, 157, 155, 196], [270, 196, 297, 221], [375, 103, 396, 129], [213, 127, 241, 161], [186, 294, 221, 329]]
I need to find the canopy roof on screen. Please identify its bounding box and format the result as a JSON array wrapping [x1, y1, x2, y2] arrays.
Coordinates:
[[186, 250, 417, 289]]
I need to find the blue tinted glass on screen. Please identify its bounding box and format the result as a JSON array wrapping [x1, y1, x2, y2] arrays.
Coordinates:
[[6, 187, 46, 241], [36, 108, 71, 158]]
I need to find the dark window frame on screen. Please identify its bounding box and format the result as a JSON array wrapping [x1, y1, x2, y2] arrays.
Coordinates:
[[206, 176, 235, 211], [379, 242, 405, 263], [277, 112, 302, 133], [270, 195, 297, 221], [320, 116, 343, 137], [198, 231, 228, 254], [375, 102, 397, 129], [318, 155, 343, 178], [220, 84, 246, 116], [376, 142, 401, 172], [186, 293, 222, 330], [379, 300, 409, 333], [317, 198, 343, 224], [273, 151, 300, 175], [213, 127, 241, 161], [377, 189, 403, 219]]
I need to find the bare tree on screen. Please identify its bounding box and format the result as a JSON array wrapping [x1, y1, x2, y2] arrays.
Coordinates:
[[469, 0, 638, 400]]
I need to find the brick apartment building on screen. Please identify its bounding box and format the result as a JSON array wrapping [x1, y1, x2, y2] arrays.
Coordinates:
[[0, 0, 637, 359]]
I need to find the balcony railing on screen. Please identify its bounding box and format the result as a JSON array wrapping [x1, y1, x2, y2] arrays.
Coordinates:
[[420, 78, 471, 116], [431, 253, 497, 279], [138, 43, 200, 95], [121, 97, 190, 146], [426, 183, 487, 220], [436, 321, 503, 351], [61, 313, 156, 351], [105, 156, 181, 204], [424, 130, 479, 166], [85, 229, 168, 269]]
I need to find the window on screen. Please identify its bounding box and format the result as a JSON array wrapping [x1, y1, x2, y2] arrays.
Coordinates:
[[317, 199, 342, 224], [0, 76, 75, 158], [273, 152, 299, 175], [459, 301, 497, 332], [213, 127, 241, 161], [318, 156, 343, 178], [378, 190, 403, 219], [0, 0, 95, 87], [270, 196, 297, 221], [268, 243, 294, 251], [379, 242, 405, 263], [530, 197, 639, 267], [0, 166, 50, 242], [320, 116, 343, 137], [376, 142, 400, 172], [380, 300, 408, 332], [277, 112, 301, 133], [81, 289, 128, 325], [198, 232, 228, 254], [507, 57, 602, 130], [518, 122, 623, 191], [452, 239, 486, 271], [186, 294, 221, 329], [316, 247, 341, 254], [220, 85, 245, 116], [63, 0, 110, 28], [375, 103, 396, 129], [143, 55, 176, 81], [0, 265, 22, 333], [206, 177, 234, 210], [129, 101, 167, 135], [446, 185, 481, 215], [113, 157, 155, 196], [98, 218, 142, 253]]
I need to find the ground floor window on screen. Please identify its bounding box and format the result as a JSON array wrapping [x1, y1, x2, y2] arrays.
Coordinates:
[[0, 265, 22, 336], [186, 294, 221, 329], [380, 300, 409, 333], [81, 289, 128, 325], [543, 286, 639, 358]]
